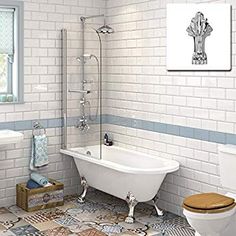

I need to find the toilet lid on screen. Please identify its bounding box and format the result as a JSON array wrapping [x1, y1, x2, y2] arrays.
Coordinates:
[[183, 193, 236, 213]]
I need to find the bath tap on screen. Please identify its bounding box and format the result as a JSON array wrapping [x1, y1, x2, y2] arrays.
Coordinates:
[[104, 133, 113, 146], [80, 98, 89, 105], [161, 230, 167, 236]]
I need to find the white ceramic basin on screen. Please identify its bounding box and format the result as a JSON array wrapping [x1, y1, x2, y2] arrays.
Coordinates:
[[0, 130, 23, 145]]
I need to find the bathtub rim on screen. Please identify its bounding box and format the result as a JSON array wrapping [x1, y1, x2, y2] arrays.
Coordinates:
[[60, 146, 179, 175]]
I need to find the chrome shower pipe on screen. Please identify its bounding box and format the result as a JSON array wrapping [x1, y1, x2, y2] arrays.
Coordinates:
[[80, 15, 103, 124], [80, 14, 105, 22], [81, 16, 85, 120]]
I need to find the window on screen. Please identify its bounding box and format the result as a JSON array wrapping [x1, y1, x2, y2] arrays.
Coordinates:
[[0, 1, 23, 103]]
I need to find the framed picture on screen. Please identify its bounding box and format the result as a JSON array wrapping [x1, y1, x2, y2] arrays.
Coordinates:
[[167, 4, 231, 71]]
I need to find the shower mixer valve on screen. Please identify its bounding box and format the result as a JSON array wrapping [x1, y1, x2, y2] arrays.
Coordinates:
[[76, 116, 90, 132]]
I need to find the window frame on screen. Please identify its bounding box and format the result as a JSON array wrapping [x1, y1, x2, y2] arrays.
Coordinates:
[[0, 0, 24, 104]]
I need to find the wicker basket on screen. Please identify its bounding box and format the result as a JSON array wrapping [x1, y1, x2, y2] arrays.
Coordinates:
[[16, 179, 64, 212]]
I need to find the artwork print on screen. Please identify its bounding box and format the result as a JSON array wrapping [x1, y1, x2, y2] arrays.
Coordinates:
[[187, 12, 213, 65], [167, 4, 231, 70]]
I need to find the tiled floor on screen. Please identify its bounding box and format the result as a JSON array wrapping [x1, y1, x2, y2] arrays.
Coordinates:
[[0, 189, 195, 236]]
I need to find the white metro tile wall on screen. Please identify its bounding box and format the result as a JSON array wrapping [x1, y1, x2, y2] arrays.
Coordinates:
[[104, 0, 236, 215], [0, 0, 106, 206]]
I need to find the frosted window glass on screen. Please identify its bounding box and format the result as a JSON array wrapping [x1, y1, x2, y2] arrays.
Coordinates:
[[0, 9, 14, 55]]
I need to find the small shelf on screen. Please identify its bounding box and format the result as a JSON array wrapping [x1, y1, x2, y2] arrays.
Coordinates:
[[0, 130, 23, 145]]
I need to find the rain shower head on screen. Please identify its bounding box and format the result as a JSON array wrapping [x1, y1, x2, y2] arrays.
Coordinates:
[[80, 14, 114, 34], [96, 24, 114, 34]]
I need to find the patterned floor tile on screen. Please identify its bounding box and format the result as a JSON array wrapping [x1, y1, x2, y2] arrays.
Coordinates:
[[32, 220, 60, 231], [42, 226, 73, 236], [118, 221, 161, 236], [0, 231, 16, 236], [8, 205, 30, 218], [136, 215, 163, 226], [3, 189, 195, 236], [24, 209, 65, 224], [166, 227, 195, 236], [64, 194, 79, 203], [115, 233, 137, 236], [99, 223, 125, 235], [0, 224, 6, 231], [56, 202, 78, 212], [54, 216, 80, 227], [77, 228, 107, 236], [67, 222, 92, 234], [10, 224, 40, 235], [0, 212, 27, 231], [0, 207, 11, 214], [95, 212, 127, 224], [72, 209, 124, 225], [74, 200, 114, 213]]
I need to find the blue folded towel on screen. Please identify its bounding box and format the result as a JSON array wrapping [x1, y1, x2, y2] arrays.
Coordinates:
[[26, 179, 41, 189], [30, 134, 49, 171], [30, 172, 49, 186]]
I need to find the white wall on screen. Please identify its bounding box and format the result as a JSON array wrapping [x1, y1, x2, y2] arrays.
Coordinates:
[[104, 0, 236, 215]]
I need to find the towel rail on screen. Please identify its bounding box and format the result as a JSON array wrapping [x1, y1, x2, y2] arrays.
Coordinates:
[[32, 121, 46, 136]]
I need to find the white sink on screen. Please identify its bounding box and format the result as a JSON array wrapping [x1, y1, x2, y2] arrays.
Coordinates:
[[0, 130, 23, 145]]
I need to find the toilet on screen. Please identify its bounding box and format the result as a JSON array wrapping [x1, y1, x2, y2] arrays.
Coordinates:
[[183, 145, 236, 236]]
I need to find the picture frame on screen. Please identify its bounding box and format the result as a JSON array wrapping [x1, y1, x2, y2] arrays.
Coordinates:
[[167, 4, 232, 71]]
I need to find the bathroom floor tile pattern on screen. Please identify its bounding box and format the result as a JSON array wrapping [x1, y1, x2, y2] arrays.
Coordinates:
[[0, 190, 195, 236]]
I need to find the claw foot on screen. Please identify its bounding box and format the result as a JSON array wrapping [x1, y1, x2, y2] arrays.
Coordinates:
[[125, 216, 135, 224]]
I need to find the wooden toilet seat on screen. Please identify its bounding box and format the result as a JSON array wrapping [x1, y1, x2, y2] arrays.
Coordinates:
[[183, 193, 236, 214]]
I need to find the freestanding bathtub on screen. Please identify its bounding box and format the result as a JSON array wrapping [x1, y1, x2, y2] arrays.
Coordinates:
[[61, 145, 179, 223]]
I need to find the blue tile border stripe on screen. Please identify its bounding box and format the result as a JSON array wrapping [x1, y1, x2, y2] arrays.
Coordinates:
[[104, 115, 236, 145], [0, 115, 236, 145]]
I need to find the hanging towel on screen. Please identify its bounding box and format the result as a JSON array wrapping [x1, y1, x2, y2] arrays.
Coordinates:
[[30, 134, 49, 171], [30, 172, 49, 186]]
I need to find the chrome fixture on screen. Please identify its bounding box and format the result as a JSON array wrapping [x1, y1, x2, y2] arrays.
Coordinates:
[[125, 192, 138, 223], [152, 195, 164, 216], [103, 133, 113, 146], [96, 18, 114, 34], [76, 116, 90, 132], [80, 14, 115, 34], [61, 29, 68, 149], [76, 54, 99, 64], [32, 121, 46, 136], [97, 24, 114, 34], [68, 89, 90, 94], [76, 52, 99, 128], [76, 14, 114, 133], [86, 150, 91, 156], [78, 176, 88, 203]]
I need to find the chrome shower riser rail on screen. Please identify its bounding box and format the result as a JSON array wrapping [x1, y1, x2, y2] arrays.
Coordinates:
[[61, 29, 67, 149]]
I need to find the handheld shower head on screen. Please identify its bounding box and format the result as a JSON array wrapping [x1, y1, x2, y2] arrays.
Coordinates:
[[76, 54, 99, 65], [76, 54, 92, 63]]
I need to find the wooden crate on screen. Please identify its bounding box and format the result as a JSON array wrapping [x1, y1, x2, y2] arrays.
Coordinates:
[[16, 179, 64, 212]]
